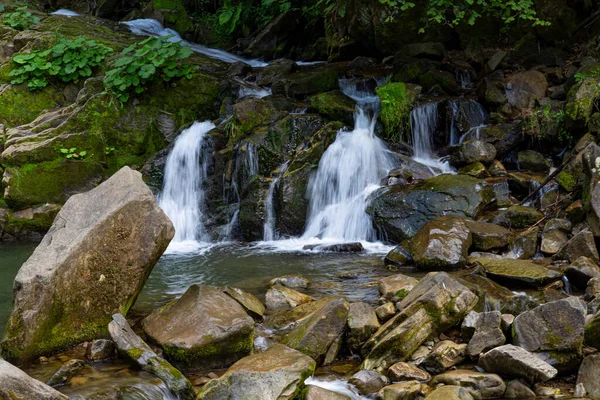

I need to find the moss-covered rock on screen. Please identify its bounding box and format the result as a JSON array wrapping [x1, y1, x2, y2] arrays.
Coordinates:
[[492, 206, 544, 229], [272, 67, 340, 98], [0, 203, 60, 241], [0, 84, 72, 128], [375, 82, 420, 142], [473, 258, 563, 288], [152, 0, 194, 35], [565, 77, 600, 128], [518, 150, 551, 173], [309, 90, 356, 125]]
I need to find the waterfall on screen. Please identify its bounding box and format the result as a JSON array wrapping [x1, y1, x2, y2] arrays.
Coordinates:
[[159, 121, 215, 248], [410, 103, 453, 173], [263, 162, 289, 241], [300, 79, 395, 243]]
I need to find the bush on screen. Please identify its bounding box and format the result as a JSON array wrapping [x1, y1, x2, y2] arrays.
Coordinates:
[[2, 6, 40, 30]]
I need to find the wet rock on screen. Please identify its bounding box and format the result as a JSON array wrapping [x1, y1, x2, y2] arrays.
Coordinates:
[[375, 303, 396, 322], [265, 297, 339, 331], [467, 220, 512, 252], [566, 256, 600, 289], [517, 150, 551, 173], [378, 274, 419, 300], [478, 345, 558, 383], [386, 155, 438, 185], [425, 385, 474, 400], [410, 216, 472, 271], [305, 385, 351, 399], [109, 314, 195, 400], [504, 379, 536, 398], [507, 172, 545, 197], [541, 219, 572, 255], [398, 42, 446, 60], [266, 285, 313, 310], [0, 357, 67, 399], [142, 284, 254, 370], [461, 311, 479, 341], [451, 140, 497, 167], [587, 277, 600, 300], [367, 175, 494, 242], [46, 359, 85, 387], [1, 167, 174, 364], [282, 297, 349, 365], [565, 77, 600, 127], [432, 370, 506, 399], [304, 242, 365, 252], [474, 258, 563, 288], [387, 362, 431, 382], [347, 303, 381, 352], [467, 311, 506, 357], [361, 273, 477, 370], [501, 314, 515, 335], [233, 97, 284, 134], [272, 67, 339, 98], [488, 160, 507, 177], [223, 286, 266, 318], [459, 162, 488, 179], [348, 370, 389, 395], [85, 339, 115, 362], [505, 70, 548, 110], [309, 90, 356, 126], [576, 353, 600, 399], [567, 200, 586, 223], [198, 344, 316, 399], [505, 228, 538, 260], [269, 275, 310, 289], [378, 381, 422, 400], [384, 245, 413, 267], [554, 230, 599, 263], [492, 206, 544, 229], [421, 341, 467, 374], [584, 310, 600, 349]]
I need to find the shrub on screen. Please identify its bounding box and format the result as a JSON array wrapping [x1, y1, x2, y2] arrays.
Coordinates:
[[2, 6, 40, 30]]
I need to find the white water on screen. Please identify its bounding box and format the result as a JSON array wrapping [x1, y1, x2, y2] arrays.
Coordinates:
[[305, 377, 367, 399], [263, 162, 289, 241], [410, 103, 454, 173], [51, 9, 81, 16], [159, 121, 215, 253], [238, 86, 272, 99]]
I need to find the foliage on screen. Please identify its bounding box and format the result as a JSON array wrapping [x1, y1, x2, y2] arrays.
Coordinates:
[[524, 105, 572, 144], [575, 67, 600, 83], [60, 147, 87, 159], [105, 146, 116, 155], [9, 38, 113, 90], [376, 82, 414, 143], [2, 6, 40, 30], [104, 35, 194, 103]]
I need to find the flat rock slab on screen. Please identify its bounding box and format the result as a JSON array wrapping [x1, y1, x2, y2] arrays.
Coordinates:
[[478, 344, 558, 383], [473, 258, 562, 287]]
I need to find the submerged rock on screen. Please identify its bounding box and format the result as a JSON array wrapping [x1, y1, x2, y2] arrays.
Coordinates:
[[473, 258, 563, 288], [1, 167, 174, 363], [478, 344, 558, 383], [269, 275, 310, 289], [142, 284, 254, 370], [0, 357, 67, 399], [197, 344, 316, 400], [431, 370, 506, 399], [46, 359, 85, 387]]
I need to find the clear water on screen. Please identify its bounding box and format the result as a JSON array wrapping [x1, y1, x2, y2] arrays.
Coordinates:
[[410, 103, 454, 173], [50, 9, 81, 16], [263, 162, 289, 241]]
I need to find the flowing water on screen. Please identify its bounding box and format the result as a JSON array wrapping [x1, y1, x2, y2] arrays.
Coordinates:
[[263, 161, 289, 241], [410, 103, 453, 173]]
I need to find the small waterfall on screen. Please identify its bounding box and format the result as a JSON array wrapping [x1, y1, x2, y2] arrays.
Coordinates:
[[263, 162, 289, 241], [238, 86, 272, 99], [449, 101, 459, 146], [301, 78, 395, 242], [51, 9, 81, 16], [159, 121, 215, 248], [456, 69, 473, 89], [410, 103, 453, 173]]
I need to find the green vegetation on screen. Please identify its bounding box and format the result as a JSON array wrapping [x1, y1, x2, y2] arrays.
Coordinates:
[[1, 6, 39, 30], [59, 147, 87, 159], [376, 82, 417, 143], [104, 35, 194, 103], [9, 38, 113, 90]]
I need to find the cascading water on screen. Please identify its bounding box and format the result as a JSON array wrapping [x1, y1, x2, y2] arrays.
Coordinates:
[[158, 121, 215, 251], [263, 162, 289, 241], [410, 103, 453, 173]]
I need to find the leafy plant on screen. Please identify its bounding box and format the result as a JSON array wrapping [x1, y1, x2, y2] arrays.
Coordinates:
[[2, 6, 40, 30], [104, 35, 194, 103], [60, 147, 87, 159], [9, 38, 113, 90], [105, 146, 115, 155]]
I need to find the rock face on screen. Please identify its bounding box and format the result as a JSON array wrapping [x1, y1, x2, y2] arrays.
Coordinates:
[[431, 370, 506, 399], [108, 314, 195, 400], [197, 344, 316, 400], [367, 175, 494, 242], [478, 345, 558, 383], [0, 357, 67, 399], [1, 167, 174, 363], [361, 272, 477, 370], [142, 284, 255, 370]]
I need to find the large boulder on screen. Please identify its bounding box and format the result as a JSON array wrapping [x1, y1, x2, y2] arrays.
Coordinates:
[[473, 258, 562, 288], [142, 285, 254, 370], [361, 272, 477, 370], [1, 167, 174, 363], [478, 345, 558, 383], [0, 357, 67, 400], [450, 140, 496, 167], [197, 344, 316, 399], [367, 175, 494, 242]]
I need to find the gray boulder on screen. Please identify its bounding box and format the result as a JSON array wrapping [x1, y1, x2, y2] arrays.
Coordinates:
[[421, 341, 467, 374], [197, 344, 316, 400], [541, 219, 572, 254], [0, 357, 67, 399], [565, 256, 600, 289], [554, 230, 599, 262], [432, 370, 506, 399], [1, 167, 174, 363], [478, 345, 558, 383], [347, 303, 380, 352], [576, 353, 600, 399], [467, 311, 506, 357]]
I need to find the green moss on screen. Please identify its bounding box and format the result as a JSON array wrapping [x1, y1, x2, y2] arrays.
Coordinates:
[[556, 170, 577, 192], [375, 82, 417, 143], [126, 348, 145, 360], [153, 0, 194, 34], [0, 84, 68, 128]]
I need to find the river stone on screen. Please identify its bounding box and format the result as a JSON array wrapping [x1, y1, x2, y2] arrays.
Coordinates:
[[347, 303, 380, 352], [517, 150, 551, 173], [197, 344, 315, 400], [461, 311, 479, 341], [85, 339, 115, 362], [425, 385, 474, 400], [503, 379, 536, 398], [387, 362, 431, 382], [554, 230, 600, 263], [587, 277, 600, 300], [421, 341, 467, 374], [266, 285, 313, 310], [566, 256, 600, 289], [378, 274, 419, 299], [541, 219, 572, 254], [46, 359, 85, 387], [348, 370, 389, 395], [492, 206, 544, 229], [367, 175, 494, 242], [375, 303, 396, 322], [269, 275, 310, 289], [467, 311, 505, 357], [361, 273, 478, 370], [223, 286, 266, 318], [451, 140, 497, 167], [384, 245, 413, 267], [378, 381, 422, 400], [410, 216, 472, 271], [576, 353, 600, 399], [142, 284, 254, 370], [108, 314, 195, 400], [473, 258, 563, 287], [478, 345, 558, 383], [505, 70, 548, 110], [305, 385, 351, 399], [282, 297, 349, 365], [1, 167, 174, 364], [0, 357, 67, 399], [507, 172, 545, 196], [432, 370, 506, 399], [467, 221, 511, 252]]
